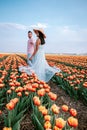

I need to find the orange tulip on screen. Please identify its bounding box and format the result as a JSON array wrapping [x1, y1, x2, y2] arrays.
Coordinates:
[[40, 80, 45, 85], [33, 96, 41, 106], [26, 84, 33, 90], [74, 87, 79, 90], [9, 82, 15, 87], [6, 102, 15, 110], [10, 98, 19, 104], [44, 115, 51, 121], [43, 83, 50, 88], [61, 105, 68, 112], [44, 121, 51, 129], [48, 92, 57, 101], [51, 104, 60, 114], [17, 92, 22, 97], [0, 79, 2, 83], [27, 84, 36, 92], [25, 91, 29, 96], [37, 88, 45, 96], [76, 79, 80, 84], [32, 83, 38, 88], [45, 129, 52, 130], [29, 79, 34, 83], [38, 105, 45, 112], [55, 118, 66, 129], [0, 110, 2, 115], [38, 105, 48, 115], [70, 108, 77, 117], [30, 87, 36, 92], [15, 87, 23, 92], [68, 116, 78, 128], [7, 90, 12, 94], [3, 127, 12, 130], [10, 86, 15, 90], [39, 84, 44, 88], [53, 126, 62, 130], [83, 82, 87, 88], [45, 88, 50, 93], [0, 83, 4, 88], [41, 108, 48, 116], [15, 82, 20, 86]]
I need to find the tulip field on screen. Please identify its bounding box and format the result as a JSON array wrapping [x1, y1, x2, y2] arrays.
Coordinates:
[[0, 54, 87, 130], [46, 55, 87, 105]]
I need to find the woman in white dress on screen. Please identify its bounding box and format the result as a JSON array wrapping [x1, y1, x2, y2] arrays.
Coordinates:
[[19, 28, 61, 82]]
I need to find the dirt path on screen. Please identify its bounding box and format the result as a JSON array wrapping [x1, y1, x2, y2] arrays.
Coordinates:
[[21, 110, 34, 130]]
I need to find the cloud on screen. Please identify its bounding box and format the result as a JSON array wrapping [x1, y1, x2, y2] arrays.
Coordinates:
[[45, 25, 87, 53], [0, 23, 87, 53], [0, 23, 27, 30], [51, 25, 87, 43], [0, 22, 48, 31], [30, 23, 48, 29]]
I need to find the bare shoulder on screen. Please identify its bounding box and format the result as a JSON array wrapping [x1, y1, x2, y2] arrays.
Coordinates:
[[36, 38, 41, 45]]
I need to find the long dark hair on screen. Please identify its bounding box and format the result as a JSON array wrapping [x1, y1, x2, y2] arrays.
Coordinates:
[[38, 31, 45, 45]]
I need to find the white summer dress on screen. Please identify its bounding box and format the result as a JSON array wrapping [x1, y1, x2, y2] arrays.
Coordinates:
[[19, 44, 61, 82]]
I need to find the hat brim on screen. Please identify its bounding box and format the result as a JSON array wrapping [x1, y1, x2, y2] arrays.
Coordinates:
[[33, 29, 46, 38]]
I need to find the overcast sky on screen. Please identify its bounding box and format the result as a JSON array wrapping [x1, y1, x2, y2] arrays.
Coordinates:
[[0, 0, 87, 54]]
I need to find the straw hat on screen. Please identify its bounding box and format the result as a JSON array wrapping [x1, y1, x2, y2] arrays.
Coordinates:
[[33, 28, 46, 38]]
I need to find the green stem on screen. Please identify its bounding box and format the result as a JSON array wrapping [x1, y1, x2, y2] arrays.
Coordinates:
[[8, 111, 11, 127]]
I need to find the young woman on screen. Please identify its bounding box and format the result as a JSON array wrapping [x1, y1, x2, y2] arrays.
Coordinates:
[[19, 28, 61, 82]]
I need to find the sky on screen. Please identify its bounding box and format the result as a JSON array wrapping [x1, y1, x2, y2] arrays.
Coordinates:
[[0, 0, 87, 54]]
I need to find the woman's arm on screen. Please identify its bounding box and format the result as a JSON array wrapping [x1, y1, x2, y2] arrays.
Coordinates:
[[29, 38, 40, 60]]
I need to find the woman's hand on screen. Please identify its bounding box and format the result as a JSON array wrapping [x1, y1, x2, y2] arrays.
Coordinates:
[[30, 42, 33, 44], [29, 57, 32, 60]]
